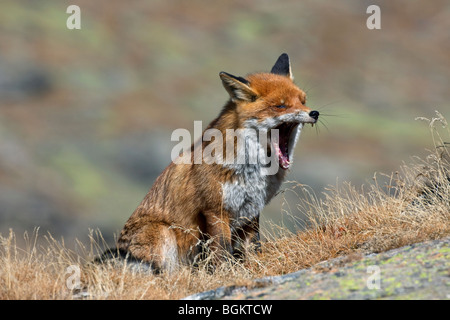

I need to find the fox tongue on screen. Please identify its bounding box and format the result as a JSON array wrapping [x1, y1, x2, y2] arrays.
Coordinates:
[[273, 122, 296, 170], [279, 152, 290, 169], [273, 141, 290, 170]]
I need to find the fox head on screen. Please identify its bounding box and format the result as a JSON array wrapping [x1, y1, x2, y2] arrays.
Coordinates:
[[218, 53, 319, 170]]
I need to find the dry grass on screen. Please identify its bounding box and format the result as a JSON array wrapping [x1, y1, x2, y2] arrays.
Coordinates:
[[1, 111, 449, 300]]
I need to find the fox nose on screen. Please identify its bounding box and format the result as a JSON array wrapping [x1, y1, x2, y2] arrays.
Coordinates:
[[309, 110, 320, 121]]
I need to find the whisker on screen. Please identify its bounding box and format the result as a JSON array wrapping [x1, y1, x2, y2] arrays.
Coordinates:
[[317, 100, 342, 110], [319, 119, 330, 132], [317, 116, 331, 126], [318, 112, 348, 119]]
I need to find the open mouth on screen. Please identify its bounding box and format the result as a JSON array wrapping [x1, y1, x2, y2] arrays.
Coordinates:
[[272, 122, 301, 170]]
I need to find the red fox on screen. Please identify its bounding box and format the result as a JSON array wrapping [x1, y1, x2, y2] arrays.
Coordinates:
[[114, 53, 319, 272]]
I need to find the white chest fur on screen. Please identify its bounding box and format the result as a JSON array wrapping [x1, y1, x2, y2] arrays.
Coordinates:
[[220, 116, 303, 226], [221, 164, 284, 227]]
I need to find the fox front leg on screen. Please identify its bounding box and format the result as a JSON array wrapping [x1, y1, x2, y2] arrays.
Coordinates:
[[202, 210, 234, 264], [232, 215, 261, 260]]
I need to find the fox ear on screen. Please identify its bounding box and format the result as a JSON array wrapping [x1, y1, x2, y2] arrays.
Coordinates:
[[219, 72, 257, 102], [271, 53, 293, 80]]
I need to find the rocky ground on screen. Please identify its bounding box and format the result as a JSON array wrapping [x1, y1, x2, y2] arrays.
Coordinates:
[[184, 237, 450, 300]]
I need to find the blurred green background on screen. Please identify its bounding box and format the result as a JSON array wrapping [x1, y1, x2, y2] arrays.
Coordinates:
[[0, 0, 448, 246]]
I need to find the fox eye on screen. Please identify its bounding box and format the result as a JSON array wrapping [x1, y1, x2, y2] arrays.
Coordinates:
[[275, 105, 286, 109]]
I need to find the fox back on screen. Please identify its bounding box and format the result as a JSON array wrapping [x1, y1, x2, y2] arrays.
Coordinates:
[[114, 53, 319, 272]]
